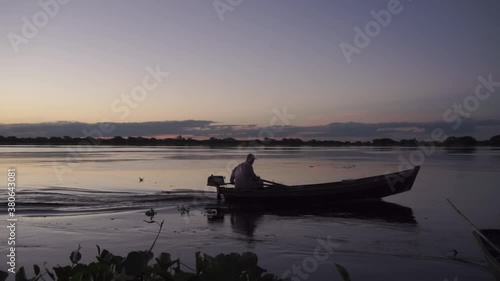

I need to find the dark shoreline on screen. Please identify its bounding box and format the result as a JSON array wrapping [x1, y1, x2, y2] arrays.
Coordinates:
[[1, 135, 499, 147]]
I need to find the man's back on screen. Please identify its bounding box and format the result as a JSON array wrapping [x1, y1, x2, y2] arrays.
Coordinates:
[[231, 162, 258, 189]]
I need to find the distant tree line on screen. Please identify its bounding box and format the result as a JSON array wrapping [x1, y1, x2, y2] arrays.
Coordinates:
[[1, 135, 500, 147]]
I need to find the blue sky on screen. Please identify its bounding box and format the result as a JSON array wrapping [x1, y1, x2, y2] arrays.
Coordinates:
[[1, 0, 499, 139]]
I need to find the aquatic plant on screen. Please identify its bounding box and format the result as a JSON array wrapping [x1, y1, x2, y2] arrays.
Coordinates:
[[0, 208, 351, 281], [7, 247, 285, 281]]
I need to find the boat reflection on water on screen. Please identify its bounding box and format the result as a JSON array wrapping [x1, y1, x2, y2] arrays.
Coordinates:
[[204, 199, 417, 238]]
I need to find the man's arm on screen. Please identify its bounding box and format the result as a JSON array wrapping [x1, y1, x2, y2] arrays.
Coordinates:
[[248, 165, 259, 180], [230, 166, 236, 184]]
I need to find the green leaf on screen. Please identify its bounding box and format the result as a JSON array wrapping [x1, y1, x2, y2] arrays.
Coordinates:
[[203, 253, 215, 264], [334, 263, 351, 281], [15, 267, 28, 281], [151, 263, 173, 280], [70, 245, 82, 264], [123, 251, 147, 277], [156, 253, 174, 269], [71, 251, 82, 264], [141, 250, 154, 262], [195, 252, 203, 274], [45, 269, 56, 281], [71, 271, 84, 281], [172, 272, 196, 281], [0, 271, 9, 281], [241, 252, 258, 267], [80, 271, 95, 281], [53, 265, 74, 280], [96, 249, 115, 264], [261, 273, 282, 281], [33, 265, 41, 276]]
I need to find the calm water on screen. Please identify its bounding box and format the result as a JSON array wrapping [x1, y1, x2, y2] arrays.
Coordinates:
[[1, 145, 499, 280]]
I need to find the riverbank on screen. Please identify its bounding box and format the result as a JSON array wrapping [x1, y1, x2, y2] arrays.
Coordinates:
[[1, 135, 500, 147]]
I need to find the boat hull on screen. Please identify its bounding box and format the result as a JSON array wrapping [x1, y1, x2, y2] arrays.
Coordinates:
[[215, 166, 420, 204], [473, 229, 500, 281]]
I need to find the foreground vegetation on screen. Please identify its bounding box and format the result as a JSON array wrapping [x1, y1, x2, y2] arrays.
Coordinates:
[[2, 248, 288, 281], [0, 209, 351, 281]]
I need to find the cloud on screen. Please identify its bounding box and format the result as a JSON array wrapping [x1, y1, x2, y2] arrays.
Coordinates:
[[0, 120, 214, 138], [0, 119, 499, 140], [286, 120, 500, 140]]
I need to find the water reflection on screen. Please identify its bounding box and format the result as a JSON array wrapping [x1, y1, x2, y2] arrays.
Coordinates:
[[444, 146, 477, 154], [205, 200, 417, 238], [229, 211, 262, 238]]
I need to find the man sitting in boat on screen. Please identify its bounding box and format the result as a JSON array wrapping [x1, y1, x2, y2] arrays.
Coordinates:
[[230, 153, 263, 189]]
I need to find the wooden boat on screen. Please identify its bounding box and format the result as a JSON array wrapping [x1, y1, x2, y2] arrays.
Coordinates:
[[207, 166, 420, 203], [473, 229, 500, 281]]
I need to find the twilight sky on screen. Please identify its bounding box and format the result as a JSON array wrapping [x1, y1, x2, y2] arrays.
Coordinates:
[[1, 1, 500, 139]]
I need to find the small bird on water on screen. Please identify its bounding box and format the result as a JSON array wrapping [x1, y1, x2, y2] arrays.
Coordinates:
[[139, 177, 144, 183]]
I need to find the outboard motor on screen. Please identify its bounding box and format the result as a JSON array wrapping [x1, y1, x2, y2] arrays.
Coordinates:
[[207, 175, 226, 187], [207, 175, 226, 201]]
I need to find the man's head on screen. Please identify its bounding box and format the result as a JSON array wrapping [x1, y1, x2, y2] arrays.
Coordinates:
[[246, 153, 256, 164]]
